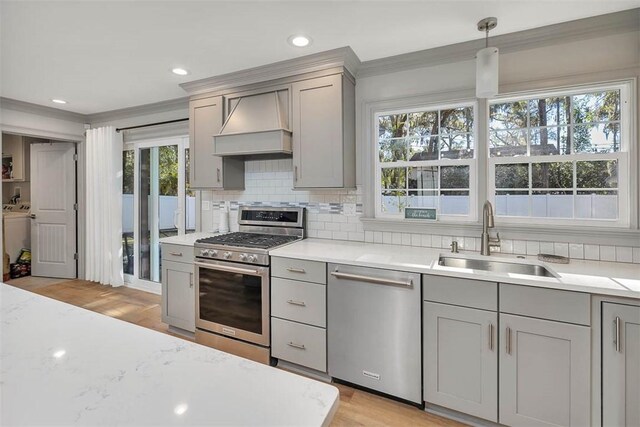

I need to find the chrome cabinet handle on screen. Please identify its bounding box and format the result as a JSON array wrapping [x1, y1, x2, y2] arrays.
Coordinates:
[[294, 166, 298, 182], [286, 299, 306, 307], [189, 275, 193, 288], [287, 342, 306, 350], [29, 213, 36, 219], [216, 168, 221, 183], [489, 323, 494, 351], [330, 271, 413, 288], [286, 267, 306, 274], [615, 316, 622, 353], [506, 327, 512, 355], [169, 252, 183, 257]]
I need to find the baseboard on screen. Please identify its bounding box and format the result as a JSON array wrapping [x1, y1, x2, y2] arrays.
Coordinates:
[[276, 360, 332, 383], [424, 402, 501, 427]]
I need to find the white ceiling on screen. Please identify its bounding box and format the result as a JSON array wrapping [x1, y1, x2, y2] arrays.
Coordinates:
[[1, 0, 637, 115]]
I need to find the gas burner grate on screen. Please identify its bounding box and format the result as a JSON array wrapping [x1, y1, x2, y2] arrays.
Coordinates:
[[196, 232, 300, 249]]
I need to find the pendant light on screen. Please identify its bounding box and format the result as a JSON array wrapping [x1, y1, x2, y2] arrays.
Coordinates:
[[476, 17, 499, 98]]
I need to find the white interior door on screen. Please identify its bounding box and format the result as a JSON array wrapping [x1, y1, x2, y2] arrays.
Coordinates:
[[30, 142, 76, 278]]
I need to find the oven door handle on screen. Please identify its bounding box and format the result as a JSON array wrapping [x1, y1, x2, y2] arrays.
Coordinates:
[[194, 261, 260, 276]]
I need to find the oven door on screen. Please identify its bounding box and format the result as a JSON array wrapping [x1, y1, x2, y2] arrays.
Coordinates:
[[195, 258, 270, 346]]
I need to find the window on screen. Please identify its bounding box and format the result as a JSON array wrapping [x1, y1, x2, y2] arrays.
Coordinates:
[[376, 103, 477, 219], [488, 83, 629, 226]]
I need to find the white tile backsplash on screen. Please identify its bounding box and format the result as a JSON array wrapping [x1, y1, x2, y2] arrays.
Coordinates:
[[615, 247, 633, 263], [600, 246, 616, 262], [569, 243, 584, 260], [202, 158, 640, 264], [584, 244, 600, 260]]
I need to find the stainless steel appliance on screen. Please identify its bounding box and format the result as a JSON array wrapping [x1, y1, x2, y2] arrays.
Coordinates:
[[327, 263, 422, 404], [194, 207, 304, 364]]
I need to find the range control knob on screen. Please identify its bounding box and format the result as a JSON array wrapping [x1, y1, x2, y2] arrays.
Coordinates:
[[200, 249, 209, 257], [247, 255, 257, 263], [210, 250, 218, 257], [223, 252, 232, 260], [239, 253, 248, 261]]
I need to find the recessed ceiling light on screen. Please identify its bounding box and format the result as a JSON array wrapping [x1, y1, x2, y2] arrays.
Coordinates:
[[174, 404, 188, 415], [51, 99, 67, 104], [172, 68, 189, 76], [53, 349, 66, 358], [288, 35, 311, 48]]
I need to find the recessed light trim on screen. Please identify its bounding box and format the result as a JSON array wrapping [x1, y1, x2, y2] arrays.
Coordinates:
[[51, 99, 67, 104], [172, 68, 189, 76], [288, 35, 311, 48]]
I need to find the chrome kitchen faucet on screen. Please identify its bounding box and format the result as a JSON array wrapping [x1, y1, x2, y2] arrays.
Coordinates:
[[480, 200, 501, 256]]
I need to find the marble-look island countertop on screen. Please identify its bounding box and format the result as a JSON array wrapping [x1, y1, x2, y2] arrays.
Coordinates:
[[0, 284, 339, 426], [269, 239, 640, 299], [159, 231, 220, 246]]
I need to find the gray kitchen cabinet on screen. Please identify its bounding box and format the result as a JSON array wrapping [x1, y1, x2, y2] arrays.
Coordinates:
[[602, 303, 640, 427], [270, 257, 328, 373], [189, 96, 244, 189], [499, 313, 590, 427], [291, 73, 355, 189], [423, 301, 498, 422], [161, 247, 195, 333]]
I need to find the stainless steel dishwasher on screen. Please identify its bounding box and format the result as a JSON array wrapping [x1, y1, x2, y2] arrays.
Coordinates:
[[327, 263, 422, 404]]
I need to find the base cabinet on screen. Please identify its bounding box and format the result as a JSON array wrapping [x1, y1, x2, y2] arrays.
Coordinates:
[[161, 259, 195, 332], [602, 303, 640, 427], [423, 302, 498, 422], [499, 314, 590, 427]]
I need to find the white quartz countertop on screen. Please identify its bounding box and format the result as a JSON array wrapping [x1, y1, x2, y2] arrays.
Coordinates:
[[269, 239, 640, 299], [159, 232, 220, 246], [0, 283, 339, 426]]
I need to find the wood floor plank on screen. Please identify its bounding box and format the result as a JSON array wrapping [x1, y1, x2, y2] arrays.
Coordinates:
[[5, 277, 467, 427]]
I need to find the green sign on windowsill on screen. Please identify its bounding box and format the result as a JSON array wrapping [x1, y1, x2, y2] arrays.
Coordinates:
[[405, 207, 437, 220]]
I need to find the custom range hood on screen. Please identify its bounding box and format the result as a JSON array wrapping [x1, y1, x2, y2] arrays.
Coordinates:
[[213, 90, 292, 157]]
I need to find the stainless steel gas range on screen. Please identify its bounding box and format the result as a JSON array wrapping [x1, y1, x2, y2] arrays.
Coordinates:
[[193, 206, 305, 364]]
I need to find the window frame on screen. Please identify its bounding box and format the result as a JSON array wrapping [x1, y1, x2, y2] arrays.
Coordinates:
[[486, 82, 631, 228], [374, 100, 479, 222]]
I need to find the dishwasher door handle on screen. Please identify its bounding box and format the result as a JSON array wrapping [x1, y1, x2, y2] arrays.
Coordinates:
[[330, 271, 413, 288]]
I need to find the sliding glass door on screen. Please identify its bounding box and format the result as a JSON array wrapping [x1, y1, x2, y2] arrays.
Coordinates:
[[122, 136, 194, 289]]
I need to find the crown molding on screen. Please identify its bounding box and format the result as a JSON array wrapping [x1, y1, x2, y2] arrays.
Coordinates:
[[179, 46, 361, 96], [0, 97, 88, 123], [358, 8, 640, 78], [87, 97, 189, 124]]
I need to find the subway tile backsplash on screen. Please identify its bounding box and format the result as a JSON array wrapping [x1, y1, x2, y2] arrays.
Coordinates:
[[200, 158, 640, 264]]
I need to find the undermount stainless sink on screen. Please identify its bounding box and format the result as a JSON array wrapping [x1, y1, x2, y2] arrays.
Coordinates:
[[438, 256, 556, 278]]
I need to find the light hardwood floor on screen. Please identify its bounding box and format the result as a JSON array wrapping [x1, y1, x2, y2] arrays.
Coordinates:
[[6, 277, 467, 427]]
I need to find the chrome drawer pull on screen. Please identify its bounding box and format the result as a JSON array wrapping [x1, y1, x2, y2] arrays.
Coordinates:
[[286, 299, 306, 307], [286, 267, 306, 274], [287, 342, 306, 350], [489, 323, 494, 351], [506, 327, 512, 355], [169, 252, 183, 257], [615, 316, 622, 353], [330, 271, 412, 288]]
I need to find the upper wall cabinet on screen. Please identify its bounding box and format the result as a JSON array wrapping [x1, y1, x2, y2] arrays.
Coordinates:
[[189, 96, 244, 189], [291, 74, 355, 189]]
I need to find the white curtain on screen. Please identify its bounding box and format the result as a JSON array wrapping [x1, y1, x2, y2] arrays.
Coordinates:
[[85, 126, 124, 287]]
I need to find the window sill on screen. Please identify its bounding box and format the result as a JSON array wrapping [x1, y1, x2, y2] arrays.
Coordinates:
[[360, 217, 640, 247]]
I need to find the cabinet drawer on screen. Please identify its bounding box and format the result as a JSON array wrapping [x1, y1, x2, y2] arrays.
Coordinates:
[[271, 317, 326, 372], [423, 275, 497, 311], [161, 243, 194, 264], [272, 278, 326, 327], [272, 257, 326, 284], [500, 284, 590, 325]]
